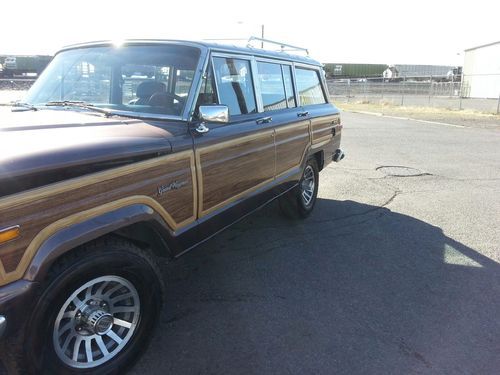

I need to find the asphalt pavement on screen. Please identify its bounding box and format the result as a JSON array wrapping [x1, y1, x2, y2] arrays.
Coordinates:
[[130, 112, 500, 375]]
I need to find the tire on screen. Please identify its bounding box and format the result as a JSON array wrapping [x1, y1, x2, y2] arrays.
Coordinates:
[[23, 238, 164, 375], [279, 157, 319, 219]]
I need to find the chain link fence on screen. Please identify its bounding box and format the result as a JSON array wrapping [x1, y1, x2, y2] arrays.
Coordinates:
[[328, 75, 500, 114], [1, 76, 500, 114]]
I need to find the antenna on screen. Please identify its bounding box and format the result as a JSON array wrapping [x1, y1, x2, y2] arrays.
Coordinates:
[[247, 36, 309, 55]]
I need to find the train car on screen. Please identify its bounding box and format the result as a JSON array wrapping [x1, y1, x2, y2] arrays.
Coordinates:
[[0, 55, 52, 77], [323, 63, 388, 79]]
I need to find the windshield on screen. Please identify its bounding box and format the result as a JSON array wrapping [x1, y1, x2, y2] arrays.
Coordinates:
[[24, 44, 201, 117]]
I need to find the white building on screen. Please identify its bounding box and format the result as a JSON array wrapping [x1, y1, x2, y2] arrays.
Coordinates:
[[463, 41, 500, 98]]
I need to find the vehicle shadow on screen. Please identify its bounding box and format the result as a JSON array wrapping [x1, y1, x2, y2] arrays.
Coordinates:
[[132, 198, 500, 375]]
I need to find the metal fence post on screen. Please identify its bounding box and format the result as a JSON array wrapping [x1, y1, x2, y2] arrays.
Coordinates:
[[459, 83, 463, 111], [364, 79, 367, 102], [428, 76, 432, 105], [400, 76, 405, 106]]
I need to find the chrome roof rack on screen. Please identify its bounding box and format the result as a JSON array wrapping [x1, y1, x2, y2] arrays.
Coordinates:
[[247, 36, 309, 56]]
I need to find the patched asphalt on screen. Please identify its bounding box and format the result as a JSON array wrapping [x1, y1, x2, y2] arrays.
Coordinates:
[[130, 112, 500, 375]]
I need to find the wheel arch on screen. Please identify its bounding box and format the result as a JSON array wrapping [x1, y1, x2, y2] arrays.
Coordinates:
[[311, 149, 325, 171], [24, 203, 177, 284]]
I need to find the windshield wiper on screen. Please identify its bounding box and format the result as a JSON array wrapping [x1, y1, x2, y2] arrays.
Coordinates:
[[45, 101, 115, 117], [11, 102, 38, 112]]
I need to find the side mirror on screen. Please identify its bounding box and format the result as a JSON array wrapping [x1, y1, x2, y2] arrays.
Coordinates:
[[199, 105, 229, 124]]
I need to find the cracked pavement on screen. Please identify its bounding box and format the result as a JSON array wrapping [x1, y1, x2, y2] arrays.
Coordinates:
[[131, 112, 500, 375]]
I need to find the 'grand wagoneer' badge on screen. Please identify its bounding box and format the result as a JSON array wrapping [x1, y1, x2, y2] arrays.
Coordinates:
[[157, 181, 187, 196]]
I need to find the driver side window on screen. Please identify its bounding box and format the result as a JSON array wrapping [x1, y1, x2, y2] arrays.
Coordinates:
[[212, 57, 257, 116]]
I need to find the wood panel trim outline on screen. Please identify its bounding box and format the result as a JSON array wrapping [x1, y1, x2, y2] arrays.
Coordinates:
[[312, 134, 333, 145], [0, 151, 195, 211], [0, 152, 198, 286], [195, 123, 311, 218], [0, 195, 192, 286]]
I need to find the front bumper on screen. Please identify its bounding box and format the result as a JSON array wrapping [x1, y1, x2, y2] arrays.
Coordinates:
[[0, 280, 39, 340]]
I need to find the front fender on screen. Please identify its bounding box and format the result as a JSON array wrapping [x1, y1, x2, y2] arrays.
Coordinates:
[[23, 202, 174, 283]]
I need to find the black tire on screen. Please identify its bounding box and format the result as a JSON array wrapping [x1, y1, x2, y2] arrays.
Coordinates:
[[279, 158, 319, 219], [23, 238, 164, 375]]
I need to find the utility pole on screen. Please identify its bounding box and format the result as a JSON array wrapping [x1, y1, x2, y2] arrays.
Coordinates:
[[261, 25, 265, 48]]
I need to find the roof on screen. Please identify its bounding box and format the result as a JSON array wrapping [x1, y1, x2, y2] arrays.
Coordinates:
[[60, 39, 322, 67], [464, 40, 500, 52]]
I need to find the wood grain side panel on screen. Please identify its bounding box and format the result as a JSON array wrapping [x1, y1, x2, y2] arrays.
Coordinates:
[[197, 132, 275, 216], [275, 122, 310, 175], [1, 249, 24, 273], [0, 152, 196, 286], [311, 115, 339, 144]]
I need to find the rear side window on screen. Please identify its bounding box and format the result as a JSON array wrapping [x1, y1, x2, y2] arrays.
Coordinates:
[[213, 57, 257, 116], [257, 61, 287, 111], [295, 68, 326, 105]]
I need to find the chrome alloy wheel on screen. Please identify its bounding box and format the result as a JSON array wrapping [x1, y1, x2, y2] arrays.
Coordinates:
[[300, 165, 315, 206], [52, 275, 140, 369]]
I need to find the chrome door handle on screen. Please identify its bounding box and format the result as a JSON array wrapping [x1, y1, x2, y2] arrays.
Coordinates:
[[256, 116, 272, 124], [297, 111, 309, 117]]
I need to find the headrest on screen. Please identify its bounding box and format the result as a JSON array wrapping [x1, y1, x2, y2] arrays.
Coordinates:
[[136, 81, 166, 98]]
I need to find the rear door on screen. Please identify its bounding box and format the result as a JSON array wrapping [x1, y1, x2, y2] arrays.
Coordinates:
[[295, 66, 338, 157], [254, 60, 310, 186], [193, 54, 276, 221]]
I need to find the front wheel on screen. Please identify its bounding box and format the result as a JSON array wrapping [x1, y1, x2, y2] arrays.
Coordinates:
[[279, 158, 319, 219], [25, 239, 164, 375]]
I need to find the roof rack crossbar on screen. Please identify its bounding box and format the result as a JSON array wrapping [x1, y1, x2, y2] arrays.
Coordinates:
[[247, 37, 309, 55]]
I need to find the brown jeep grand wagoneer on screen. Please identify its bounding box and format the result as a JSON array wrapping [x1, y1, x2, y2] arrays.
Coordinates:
[[0, 40, 343, 374]]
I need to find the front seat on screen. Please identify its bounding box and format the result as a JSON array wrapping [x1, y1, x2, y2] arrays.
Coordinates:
[[129, 81, 166, 105]]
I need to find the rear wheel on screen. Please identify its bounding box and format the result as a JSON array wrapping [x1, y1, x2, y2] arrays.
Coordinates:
[[279, 158, 319, 219], [25, 239, 164, 375]]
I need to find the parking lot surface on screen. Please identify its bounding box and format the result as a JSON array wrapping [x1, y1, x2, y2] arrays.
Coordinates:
[[130, 112, 500, 375]]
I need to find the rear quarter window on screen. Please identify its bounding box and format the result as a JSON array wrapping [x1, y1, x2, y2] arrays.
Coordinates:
[[295, 67, 327, 106]]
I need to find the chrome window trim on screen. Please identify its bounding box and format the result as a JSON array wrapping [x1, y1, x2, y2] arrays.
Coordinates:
[[291, 62, 301, 107], [210, 52, 261, 115], [250, 57, 264, 113], [293, 64, 328, 105], [280, 64, 297, 109], [187, 48, 211, 121], [255, 58, 296, 110], [180, 47, 209, 120], [255, 59, 290, 113], [97, 110, 186, 122], [254, 56, 294, 66]]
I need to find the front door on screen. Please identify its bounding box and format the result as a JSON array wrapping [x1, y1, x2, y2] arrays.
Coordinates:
[[193, 55, 276, 224]]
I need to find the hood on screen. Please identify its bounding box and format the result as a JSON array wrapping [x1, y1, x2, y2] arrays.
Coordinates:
[[0, 108, 178, 182]]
